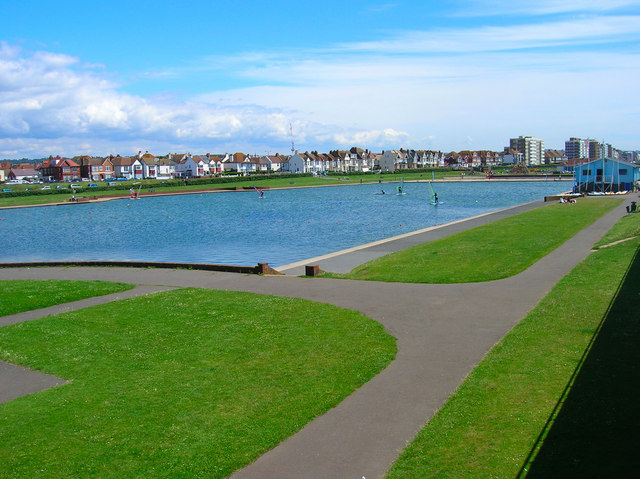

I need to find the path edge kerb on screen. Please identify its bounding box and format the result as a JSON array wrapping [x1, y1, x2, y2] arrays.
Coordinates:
[[0, 261, 282, 275]]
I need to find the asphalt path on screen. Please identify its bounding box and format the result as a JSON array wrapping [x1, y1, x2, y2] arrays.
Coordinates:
[[0, 200, 629, 479]]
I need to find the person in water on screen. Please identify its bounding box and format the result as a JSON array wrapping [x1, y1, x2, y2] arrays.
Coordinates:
[[434, 192, 438, 203], [397, 185, 402, 194]]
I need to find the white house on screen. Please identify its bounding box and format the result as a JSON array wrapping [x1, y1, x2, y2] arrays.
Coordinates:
[[286, 152, 305, 173], [222, 153, 264, 175], [146, 158, 177, 179], [175, 154, 209, 177], [205, 154, 225, 174], [262, 154, 287, 172], [109, 155, 142, 179], [8, 168, 39, 182]]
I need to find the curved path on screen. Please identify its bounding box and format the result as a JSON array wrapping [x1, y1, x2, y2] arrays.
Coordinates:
[[0, 201, 627, 479]]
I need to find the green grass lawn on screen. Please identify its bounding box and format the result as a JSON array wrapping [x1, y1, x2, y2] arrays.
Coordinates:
[[385, 236, 640, 478], [0, 171, 571, 208], [326, 197, 621, 283], [0, 279, 134, 316], [593, 207, 640, 248], [0, 288, 396, 478]]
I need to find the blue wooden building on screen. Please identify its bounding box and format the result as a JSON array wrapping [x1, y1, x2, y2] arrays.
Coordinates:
[[573, 158, 640, 193]]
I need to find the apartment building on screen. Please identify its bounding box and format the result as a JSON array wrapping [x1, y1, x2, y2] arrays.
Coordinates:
[[509, 136, 545, 165], [565, 138, 590, 160]]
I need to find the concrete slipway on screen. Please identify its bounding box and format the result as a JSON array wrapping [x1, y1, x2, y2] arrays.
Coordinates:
[[0, 199, 628, 479]]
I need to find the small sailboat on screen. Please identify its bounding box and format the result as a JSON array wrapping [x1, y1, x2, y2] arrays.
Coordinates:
[[396, 178, 406, 195], [253, 184, 264, 198], [428, 181, 441, 205], [130, 182, 142, 200]]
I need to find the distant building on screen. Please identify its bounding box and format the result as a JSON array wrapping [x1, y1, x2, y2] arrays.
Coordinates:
[[587, 140, 601, 160], [509, 136, 544, 165], [565, 138, 590, 160], [620, 151, 640, 163], [378, 151, 397, 172], [8, 167, 39, 182], [545, 150, 567, 163], [502, 148, 523, 165]]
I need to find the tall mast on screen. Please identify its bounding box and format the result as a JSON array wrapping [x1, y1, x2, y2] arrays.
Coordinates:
[[289, 123, 295, 155]]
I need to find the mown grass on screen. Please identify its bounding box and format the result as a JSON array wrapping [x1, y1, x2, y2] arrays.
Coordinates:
[[0, 170, 570, 208], [386, 236, 640, 478], [0, 288, 396, 478], [0, 174, 404, 208], [593, 205, 640, 248], [0, 279, 134, 316], [326, 197, 621, 283]]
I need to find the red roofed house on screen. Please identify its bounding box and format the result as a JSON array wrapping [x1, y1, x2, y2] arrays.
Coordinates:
[[77, 156, 114, 180], [38, 156, 81, 182]]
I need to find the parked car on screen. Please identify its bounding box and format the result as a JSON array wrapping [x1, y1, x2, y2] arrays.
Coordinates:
[[2, 188, 13, 192], [40, 186, 51, 190], [55, 185, 67, 189], [88, 183, 99, 188]]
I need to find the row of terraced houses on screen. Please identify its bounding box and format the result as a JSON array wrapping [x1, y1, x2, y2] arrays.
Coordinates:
[[6, 147, 571, 183]]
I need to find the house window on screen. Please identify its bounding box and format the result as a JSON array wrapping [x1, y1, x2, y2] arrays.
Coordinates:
[[619, 169, 628, 176]]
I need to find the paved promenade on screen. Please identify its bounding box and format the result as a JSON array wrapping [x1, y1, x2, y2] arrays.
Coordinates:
[[0, 200, 628, 479]]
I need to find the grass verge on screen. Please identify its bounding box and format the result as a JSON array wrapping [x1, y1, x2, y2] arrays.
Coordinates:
[[325, 197, 621, 283], [0, 288, 395, 478], [385, 236, 640, 478], [0, 279, 134, 316], [593, 207, 640, 248]]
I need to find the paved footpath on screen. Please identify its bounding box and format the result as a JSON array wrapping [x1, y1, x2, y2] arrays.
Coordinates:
[[0, 200, 629, 479]]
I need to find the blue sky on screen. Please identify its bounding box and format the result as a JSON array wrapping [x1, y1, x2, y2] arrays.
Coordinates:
[[1, 0, 639, 158]]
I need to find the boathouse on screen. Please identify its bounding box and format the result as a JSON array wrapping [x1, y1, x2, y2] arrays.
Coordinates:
[[573, 158, 639, 193]]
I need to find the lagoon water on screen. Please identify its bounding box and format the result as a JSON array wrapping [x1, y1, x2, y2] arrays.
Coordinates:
[[1, 181, 568, 267]]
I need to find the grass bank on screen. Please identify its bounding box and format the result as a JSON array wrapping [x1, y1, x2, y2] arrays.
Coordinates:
[[325, 197, 621, 283], [0, 279, 134, 316], [0, 288, 395, 478], [386, 224, 640, 477], [593, 207, 640, 248]]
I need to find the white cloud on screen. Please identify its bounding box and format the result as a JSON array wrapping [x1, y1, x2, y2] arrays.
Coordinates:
[[460, 0, 640, 16], [0, 45, 307, 156], [339, 15, 640, 54]]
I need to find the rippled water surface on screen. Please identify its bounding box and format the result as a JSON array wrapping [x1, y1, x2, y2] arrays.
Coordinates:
[[1, 181, 569, 266]]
